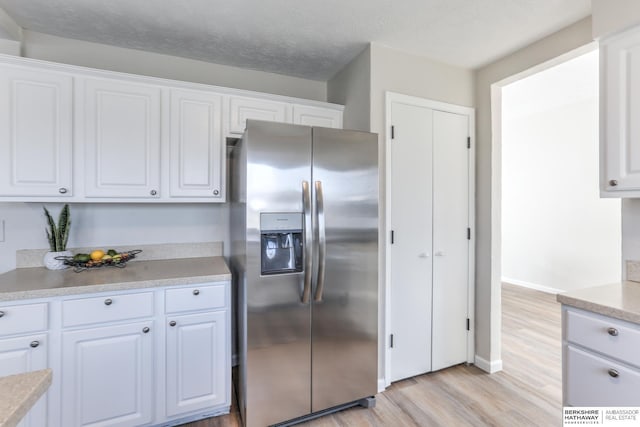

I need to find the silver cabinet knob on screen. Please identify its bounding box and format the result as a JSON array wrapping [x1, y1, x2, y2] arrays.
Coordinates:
[[193, 289, 200, 296], [142, 327, 150, 333], [30, 341, 40, 348], [104, 298, 113, 306], [150, 189, 157, 196], [607, 327, 619, 336], [59, 187, 68, 194], [0, 311, 4, 318], [169, 320, 177, 327], [434, 251, 445, 257], [609, 179, 618, 187], [213, 189, 220, 196], [418, 253, 430, 258], [608, 368, 619, 378]]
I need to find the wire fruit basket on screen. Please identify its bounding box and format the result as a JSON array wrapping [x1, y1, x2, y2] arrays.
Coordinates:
[[56, 250, 142, 272]]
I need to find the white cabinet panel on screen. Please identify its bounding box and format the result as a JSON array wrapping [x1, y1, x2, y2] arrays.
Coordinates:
[[601, 26, 640, 195], [0, 303, 48, 336], [82, 78, 161, 198], [165, 311, 228, 418], [170, 90, 223, 199], [293, 105, 342, 128], [62, 321, 154, 427], [0, 66, 72, 197], [228, 96, 290, 134], [0, 334, 48, 427]]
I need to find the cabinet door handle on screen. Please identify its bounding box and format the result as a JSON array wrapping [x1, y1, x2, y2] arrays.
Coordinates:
[[609, 179, 618, 187], [169, 321, 177, 327], [0, 311, 4, 318], [213, 189, 219, 196], [59, 187, 68, 194], [607, 327, 619, 336], [150, 189, 157, 196], [104, 298, 113, 306], [30, 341, 40, 348], [142, 327, 150, 333], [608, 368, 619, 378], [193, 289, 200, 296]]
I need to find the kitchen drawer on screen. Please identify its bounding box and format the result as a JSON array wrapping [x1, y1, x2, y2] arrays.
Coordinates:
[[63, 291, 154, 327], [165, 283, 226, 314], [565, 308, 640, 367], [565, 345, 640, 406], [0, 302, 47, 336]]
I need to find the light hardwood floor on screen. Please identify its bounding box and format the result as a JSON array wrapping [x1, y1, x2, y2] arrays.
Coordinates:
[[184, 283, 562, 426]]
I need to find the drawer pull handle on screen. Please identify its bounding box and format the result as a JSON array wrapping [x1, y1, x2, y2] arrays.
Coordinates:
[[193, 289, 200, 296], [607, 327, 619, 336], [608, 368, 619, 378], [0, 311, 4, 318], [104, 299, 113, 306], [142, 327, 150, 333], [30, 341, 40, 348], [169, 321, 177, 327]]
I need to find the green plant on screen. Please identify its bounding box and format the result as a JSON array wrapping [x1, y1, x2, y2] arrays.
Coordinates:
[[44, 204, 71, 252]]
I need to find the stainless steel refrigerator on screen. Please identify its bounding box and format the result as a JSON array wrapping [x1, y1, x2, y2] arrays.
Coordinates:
[[229, 120, 378, 426]]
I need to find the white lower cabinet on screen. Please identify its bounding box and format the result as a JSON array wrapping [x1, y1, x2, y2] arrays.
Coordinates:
[[61, 321, 154, 427], [0, 334, 48, 427], [562, 306, 640, 406], [165, 311, 227, 418]]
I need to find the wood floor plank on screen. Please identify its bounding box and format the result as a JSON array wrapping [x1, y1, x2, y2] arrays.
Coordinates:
[[184, 283, 561, 426]]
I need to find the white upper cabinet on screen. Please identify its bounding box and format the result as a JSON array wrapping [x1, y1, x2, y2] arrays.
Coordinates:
[[170, 89, 224, 199], [81, 78, 162, 198], [293, 104, 343, 128], [0, 66, 73, 197], [228, 96, 291, 134], [601, 25, 640, 196]]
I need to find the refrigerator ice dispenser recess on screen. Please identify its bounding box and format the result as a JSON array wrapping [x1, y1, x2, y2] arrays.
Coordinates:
[[260, 212, 304, 275]]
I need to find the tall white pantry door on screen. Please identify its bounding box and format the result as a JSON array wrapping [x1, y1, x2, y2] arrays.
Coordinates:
[[388, 93, 474, 382]]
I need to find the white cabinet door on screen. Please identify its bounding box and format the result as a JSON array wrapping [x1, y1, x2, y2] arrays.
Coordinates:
[[81, 78, 161, 198], [0, 66, 72, 197], [601, 26, 640, 195], [170, 90, 224, 199], [61, 321, 154, 427], [292, 104, 342, 128], [165, 311, 228, 418], [0, 334, 48, 427], [228, 96, 290, 134]]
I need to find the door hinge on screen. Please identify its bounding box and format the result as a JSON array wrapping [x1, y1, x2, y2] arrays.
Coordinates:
[[390, 334, 394, 348], [467, 136, 471, 149], [467, 228, 471, 240], [466, 318, 470, 331], [391, 125, 395, 139], [391, 230, 395, 244]]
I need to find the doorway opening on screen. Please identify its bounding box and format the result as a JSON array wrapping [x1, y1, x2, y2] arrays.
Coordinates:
[[497, 47, 621, 401]]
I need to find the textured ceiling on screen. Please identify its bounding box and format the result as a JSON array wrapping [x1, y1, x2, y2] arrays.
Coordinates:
[[0, 0, 591, 81]]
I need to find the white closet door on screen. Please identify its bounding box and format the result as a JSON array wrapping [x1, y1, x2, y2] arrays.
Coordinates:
[[389, 101, 433, 382], [431, 110, 470, 371]]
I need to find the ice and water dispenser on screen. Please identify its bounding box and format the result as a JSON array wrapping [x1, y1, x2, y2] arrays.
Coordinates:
[[260, 213, 304, 275]]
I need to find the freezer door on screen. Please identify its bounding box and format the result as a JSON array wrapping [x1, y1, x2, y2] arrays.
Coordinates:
[[243, 120, 313, 427], [311, 127, 379, 412]]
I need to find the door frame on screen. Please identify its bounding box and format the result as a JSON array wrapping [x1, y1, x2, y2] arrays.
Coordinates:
[[384, 91, 476, 386]]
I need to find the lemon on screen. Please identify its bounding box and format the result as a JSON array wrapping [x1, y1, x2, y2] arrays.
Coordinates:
[[90, 250, 105, 261]]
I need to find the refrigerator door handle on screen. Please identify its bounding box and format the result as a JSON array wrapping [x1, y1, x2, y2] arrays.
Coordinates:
[[314, 181, 326, 302], [301, 181, 313, 304]]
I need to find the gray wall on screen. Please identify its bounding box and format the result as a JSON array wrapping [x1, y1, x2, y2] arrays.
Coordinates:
[[473, 17, 593, 367], [21, 30, 327, 101], [327, 45, 371, 132]]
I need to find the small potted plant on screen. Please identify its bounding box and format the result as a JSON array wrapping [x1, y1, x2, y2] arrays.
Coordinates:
[[43, 204, 72, 270]]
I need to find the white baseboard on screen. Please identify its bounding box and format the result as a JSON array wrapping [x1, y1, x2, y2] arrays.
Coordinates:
[[377, 378, 386, 393], [474, 355, 503, 373], [501, 277, 563, 294]]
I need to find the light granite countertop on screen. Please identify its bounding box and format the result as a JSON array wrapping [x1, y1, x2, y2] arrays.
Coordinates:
[[0, 256, 230, 302], [0, 369, 52, 427], [557, 281, 640, 325]]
